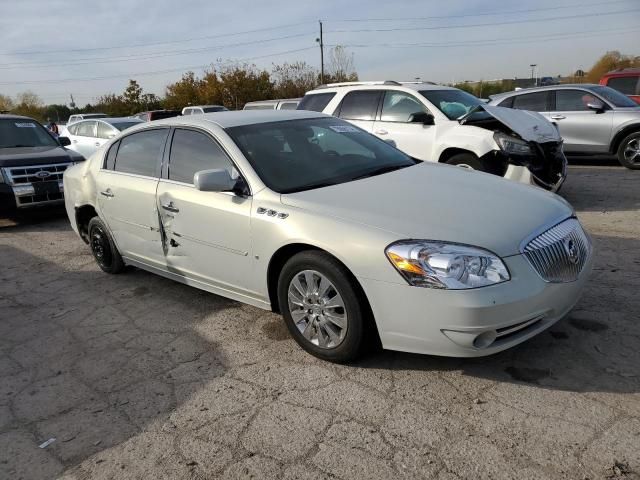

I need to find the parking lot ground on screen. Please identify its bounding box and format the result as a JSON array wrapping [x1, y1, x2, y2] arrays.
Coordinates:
[[0, 164, 639, 480]]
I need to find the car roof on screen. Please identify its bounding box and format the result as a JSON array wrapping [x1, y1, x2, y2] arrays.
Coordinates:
[[0, 113, 36, 121], [307, 81, 457, 94], [490, 84, 605, 100], [101, 117, 144, 124], [149, 110, 327, 129], [602, 68, 640, 77], [187, 105, 225, 109]]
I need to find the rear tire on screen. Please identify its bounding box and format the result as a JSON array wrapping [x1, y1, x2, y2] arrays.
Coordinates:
[[88, 217, 124, 274], [617, 132, 640, 170], [277, 251, 368, 363]]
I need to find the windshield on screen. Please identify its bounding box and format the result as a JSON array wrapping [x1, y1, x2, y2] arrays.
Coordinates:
[[588, 85, 638, 108], [420, 89, 484, 120], [0, 119, 59, 148], [112, 121, 142, 131], [226, 117, 417, 194], [203, 106, 228, 113]]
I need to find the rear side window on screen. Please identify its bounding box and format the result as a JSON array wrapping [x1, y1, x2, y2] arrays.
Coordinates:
[[67, 124, 78, 135], [114, 129, 167, 177], [497, 97, 514, 108], [555, 90, 600, 111], [336, 91, 382, 121], [168, 129, 233, 184], [606, 77, 639, 95], [76, 121, 96, 137], [97, 122, 116, 139], [297, 92, 336, 112], [512, 92, 548, 111]]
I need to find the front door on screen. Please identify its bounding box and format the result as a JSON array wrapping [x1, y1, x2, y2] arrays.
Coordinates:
[[70, 121, 97, 158], [156, 127, 254, 295], [372, 90, 436, 159], [545, 89, 614, 153], [96, 128, 169, 267]]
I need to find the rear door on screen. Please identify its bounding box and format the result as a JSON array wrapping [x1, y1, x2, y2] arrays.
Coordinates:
[[69, 121, 97, 157], [156, 127, 253, 293], [334, 90, 382, 133], [96, 128, 169, 267], [548, 89, 614, 153], [372, 90, 436, 158]]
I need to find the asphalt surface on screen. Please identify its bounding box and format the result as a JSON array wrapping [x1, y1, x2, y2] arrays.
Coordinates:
[[0, 164, 639, 480]]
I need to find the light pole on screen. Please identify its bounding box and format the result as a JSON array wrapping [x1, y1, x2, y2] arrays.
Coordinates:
[[316, 21, 324, 84], [530, 64, 537, 87]]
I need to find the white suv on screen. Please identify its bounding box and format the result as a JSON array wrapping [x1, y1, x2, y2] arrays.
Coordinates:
[[298, 81, 567, 191]]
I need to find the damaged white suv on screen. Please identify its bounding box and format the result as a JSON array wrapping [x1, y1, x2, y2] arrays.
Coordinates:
[[298, 81, 567, 191]]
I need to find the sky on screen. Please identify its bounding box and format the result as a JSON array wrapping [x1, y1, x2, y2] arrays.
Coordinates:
[[0, 0, 638, 105]]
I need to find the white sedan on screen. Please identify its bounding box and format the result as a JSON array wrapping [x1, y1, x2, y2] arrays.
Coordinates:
[[61, 117, 143, 158], [63, 110, 592, 362]]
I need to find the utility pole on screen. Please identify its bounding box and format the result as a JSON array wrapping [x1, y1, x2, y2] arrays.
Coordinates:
[[529, 64, 537, 87], [316, 21, 324, 84]]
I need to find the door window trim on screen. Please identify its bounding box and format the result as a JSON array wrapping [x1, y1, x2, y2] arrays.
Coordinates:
[[160, 126, 252, 195]]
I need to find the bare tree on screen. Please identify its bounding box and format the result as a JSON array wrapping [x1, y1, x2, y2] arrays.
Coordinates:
[[326, 46, 358, 82]]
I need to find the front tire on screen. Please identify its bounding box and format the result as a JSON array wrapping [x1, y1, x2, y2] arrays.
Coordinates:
[[277, 251, 367, 363], [88, 217, 124, 274], [617, 132, 640, 170]]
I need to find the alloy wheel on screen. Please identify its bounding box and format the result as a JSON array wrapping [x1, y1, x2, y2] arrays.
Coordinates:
[[623, 138, 640, 165]]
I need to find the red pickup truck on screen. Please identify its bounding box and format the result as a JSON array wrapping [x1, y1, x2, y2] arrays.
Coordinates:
[[600, 68, 640, 104]]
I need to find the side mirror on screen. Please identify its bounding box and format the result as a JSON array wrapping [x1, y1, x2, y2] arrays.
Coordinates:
[[59, 136, 71, 146], [408, 112, 435, 125], [194, 169, 235, 192], [587, 101, 605, 113]]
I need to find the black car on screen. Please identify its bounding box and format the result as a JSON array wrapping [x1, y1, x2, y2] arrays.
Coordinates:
[[0, 114, 84, 212]]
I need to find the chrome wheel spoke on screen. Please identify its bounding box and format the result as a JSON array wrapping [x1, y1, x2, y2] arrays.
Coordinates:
[[323, 293, 344, 310], [316, 325, 329, 347], [288, 289, 305, 307], [290, 309, 307, 323], [291, 276, 306, 297], [322, 322, 340, 343], [301, 319, 315, 340], [324, 313, 346, 329], [303, 271, 316, 295], [317, 276, 331, 298]]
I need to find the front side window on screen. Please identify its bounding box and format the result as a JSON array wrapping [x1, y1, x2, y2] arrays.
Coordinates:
[[380, 91, 429, 122], [76, 121, 97, 137], [297, 92, 336, 112], [168, 129, 233, 184], [337, 91, 382, 121], [511, 92, 548, 112], [226, 117, 417, 194], [588, 85, 638, 107], [0, 119, 58, 148], [97, 122, 117, 139], [113, 129, 167, 177], [278, 102, 298, 110], [419, 89, 483, 120], [555, 90, 599, 111]]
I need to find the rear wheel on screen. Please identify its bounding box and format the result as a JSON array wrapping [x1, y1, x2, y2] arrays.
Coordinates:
[[277, 251, 367, 363], [88, 217, 124, 274], [617, 132, 640, 170]]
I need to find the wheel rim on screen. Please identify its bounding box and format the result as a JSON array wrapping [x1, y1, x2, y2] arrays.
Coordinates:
[[287, 269, 348, 349], [90, 225, 113, 269], [623, 138, 640, 164]]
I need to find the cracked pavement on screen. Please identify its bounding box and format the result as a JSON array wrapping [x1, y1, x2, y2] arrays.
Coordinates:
[[0, 164, 639, 480]]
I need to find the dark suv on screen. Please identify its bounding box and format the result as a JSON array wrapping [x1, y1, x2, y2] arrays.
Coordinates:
[[1, 114, 84, 212]]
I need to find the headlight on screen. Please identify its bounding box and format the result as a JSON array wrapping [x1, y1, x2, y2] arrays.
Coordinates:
[[386, 241, 510, 290], [494, 132, 533, 155]]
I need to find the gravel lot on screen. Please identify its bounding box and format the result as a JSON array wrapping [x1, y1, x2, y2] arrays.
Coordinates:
[[1, 164, 639, 480]]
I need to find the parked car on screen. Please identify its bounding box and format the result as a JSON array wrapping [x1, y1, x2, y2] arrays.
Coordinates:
[[298, 81, 566, 191], [489, 84, 640, 169], [63, 110, 592, 362], [62, 117, 143, 158], [181, 105, 228, 115], [600, 68, 640, 104], [244, 98, 301, 111], [132, 110, 181, 122], [1, 114, 84, 212], [67, 113, 108, 124]]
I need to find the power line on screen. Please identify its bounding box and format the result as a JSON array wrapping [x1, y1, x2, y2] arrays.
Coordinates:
[[0, 33, 313, 70], [329, 27, 640, 49], [0, 46, 317, 86], [0, 21, 315, 57], [330, 0, 634, 22], [327, 8, 640, 33]]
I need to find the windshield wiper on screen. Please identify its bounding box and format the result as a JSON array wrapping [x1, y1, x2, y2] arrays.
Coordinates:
[[1, 144, 34, 148], [350, 164, 410, 181], [283, 181, 341, 193]]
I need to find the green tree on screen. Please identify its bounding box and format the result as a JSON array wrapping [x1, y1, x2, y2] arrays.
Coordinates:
[[585, 51, 640, 83], [272, 61, 318, 98], [164, 71, 204, 110], [43, 104, 71, 123], [13, 91, 44, 120], [217, 63, 274, 109]]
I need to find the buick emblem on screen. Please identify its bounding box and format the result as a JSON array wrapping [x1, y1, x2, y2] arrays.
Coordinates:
[[35, 170, 51, 179], [563, 238, 579, 264]]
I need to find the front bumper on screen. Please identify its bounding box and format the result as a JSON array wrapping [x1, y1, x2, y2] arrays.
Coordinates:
[[502, 141, 567, 192], [359, 252, 593, 357], [0, 180, 65, 210]]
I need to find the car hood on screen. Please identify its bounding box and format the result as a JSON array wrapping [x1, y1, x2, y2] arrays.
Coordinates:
[[280, 162, 573, 257], [461, 104, 561, 143], [0, 145, 84, 168]]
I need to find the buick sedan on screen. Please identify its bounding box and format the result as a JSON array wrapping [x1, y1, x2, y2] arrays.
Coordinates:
[[63, 110, 592, 362]]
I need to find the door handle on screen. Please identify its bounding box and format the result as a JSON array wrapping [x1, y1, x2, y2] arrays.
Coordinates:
[[100, 189, 114, 198], [551, 115, 566, 120], [95, 142, 101, 147], [375, 129, 388, 135], [161, 201, 179, 213], [72, 139, 78, 143]]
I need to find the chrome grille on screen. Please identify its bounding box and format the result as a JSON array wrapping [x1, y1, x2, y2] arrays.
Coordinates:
[[522, 218, 591, 283], [4, 163, 71, 185]]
